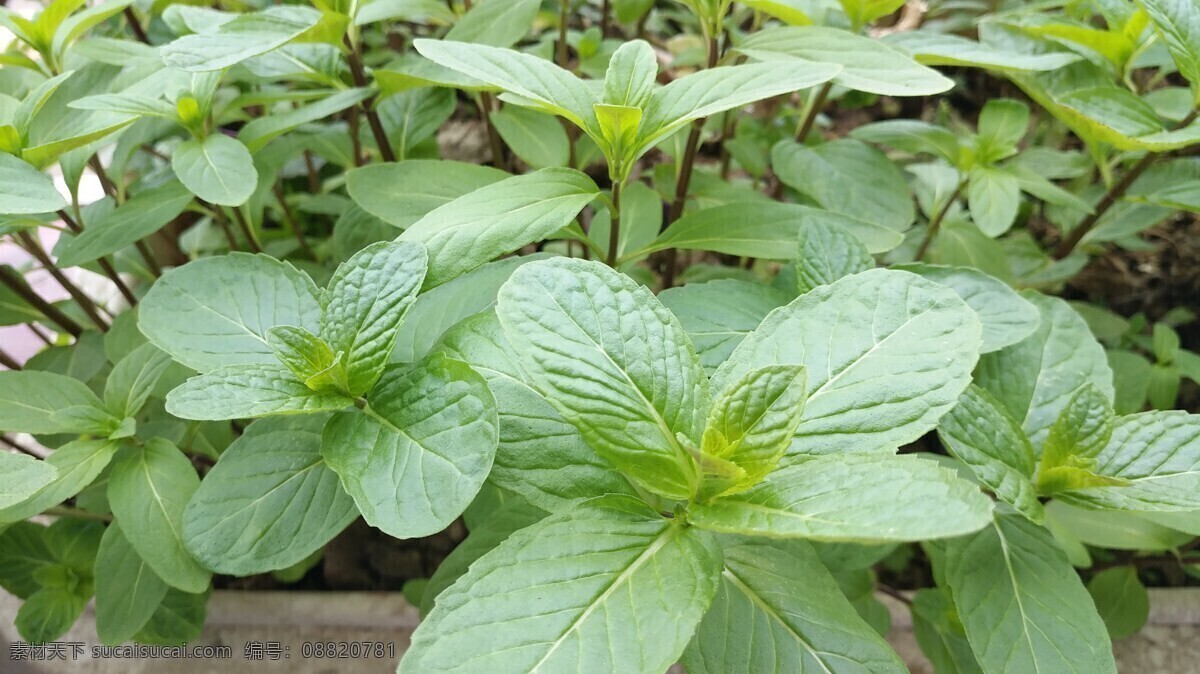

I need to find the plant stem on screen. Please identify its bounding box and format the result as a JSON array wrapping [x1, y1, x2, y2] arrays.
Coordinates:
[[1055, 108, 1200, 259], [477, 93, 509, 171], [558, 0, 570, 67], [87, 156, 119, 198], [273, 184, 316, 259], [606, 180, 623, 266], [229, 207, 263, 253], [15, 231, 109, 331], [1, 434, 41, 457], [877, 584, 913, 606], [134, 240, 163, 277], [44, 506, 112, 522], [345, 37, 396, 162], [0, 267, 83, 337], [56, 210, 138, 305], [914, 179, 966, 262], [27, 322, 53, 345], [348, 106, 365, 166], [123, 7, 149, 44], [0, 347, 20, 370], [795, 81, 833, 142], [600, 0, 611, 37]]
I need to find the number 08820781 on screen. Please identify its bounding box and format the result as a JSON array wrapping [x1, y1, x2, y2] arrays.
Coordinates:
[[301, 641, 397, 659]]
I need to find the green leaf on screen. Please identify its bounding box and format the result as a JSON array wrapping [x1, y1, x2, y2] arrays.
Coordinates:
[[15, 587, 86, 643], [51, 0, 135, 60], [893, 263, 1040, 353], [682, 537, 905, 673], [0, 440, 118, 524], [714, 268, 982, 458], [659, 280, 791, 373], [701, 365, 807, 493], [0, 279, 42, 326], [321, 354, 497, 539], [140, 252, 323, 372], [690, 454, 992, 542], [1057, 411, 1200, 511], [910, 588, 983, 674], [496, 258, 709, 500], [320, 241, 427, 394], [398, 168, 598, 289], [182, 415, 357, 575], [1055, 86, 1200, 152], [108, 439, 212, 593], [977, 99, 1029, 159], [1047, 500, 1190, 551], [1153, 322, 1182, 363], [0, 370, 108, 434], [795, 219, 873, 293], [1041, 383, 1114, 468], [166, 364, 353, 420], [490, 106, 570, 169], [267, 325, 338, 381], [0, 153, 66, 215], [239, 87, 373, 153], [67, 93, 178, 120], [1138, 0, 1200, 106], [648, 201, 904, 258], [938, 385, 1044, 523], [443, 0, 538, 47], [161, 6, 322, 72], [852, 119, 961, 163], [132, 587, 209, 645], [884, 31, 1082, 72], [56, 181, 194, 267], [975, 292, 1114, 454], [401, 496, 722, 674], [378, 87, 456, 159], [738, 26, 952, 96], [944, 514, 1116, 674], [603, 40, 658, 108], [93, 521, 169, 645], [967, 166, 1021, 237], [0, 453, 56, 510], [773, 138, 914, 232], [346, 160, 508, 229], [413, 39, 600, 133], [172, 134, 258, 206], [838, 0, 905, 29], [434, 312, 639, 512], [1087, 566, 1149, 640], [104, 343, 173, 419]]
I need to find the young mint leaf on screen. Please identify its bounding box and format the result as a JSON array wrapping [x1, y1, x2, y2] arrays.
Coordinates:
[[795, 220, 874, 293], [1153, 322, 1182, 363], [267, 325, 340, 382], [50, 404, 121, 436], [0, 440, 118, 524], [689, 454, 993, 542], [1137, 0, 1200, 106], [714, 268, 981, 458], [893, 263, 1040, 353], [975, 292, 1114, 454], [0, 152, 68, 214], [319, 240, 427, 394], [976, 98, 1029, 161], [345, 160, 508, 230], [967, 165, 1021, 237], [401, 496, 722, 674], [433, 312, 640, 512], [938, 385, 1044, 523], [140, 253, 323, 372], [107, 439, 212, 593], [182, 415, 358, 575], [0, 370, 109, 434], [700, 365, 807, 495], [171, 134, 258, 207], [321, 354, 497, 539], [398, 168, 598, 289], [602, 40, 658, 109], [104, 343, 173, 419], [496, 257, 710, 501], [1041, 383, 1114, 468], [682, 537, 906, 674], [166, 364, 354, 420], [838, 0, 905, 29], [944, 514, 1117, 674], [0, 452, 56, 510], [93, 521, 169, 646]]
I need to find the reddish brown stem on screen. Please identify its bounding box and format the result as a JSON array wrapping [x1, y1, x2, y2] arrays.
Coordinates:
[[0, 266, 83, 337], [15, 231, 108, 331]]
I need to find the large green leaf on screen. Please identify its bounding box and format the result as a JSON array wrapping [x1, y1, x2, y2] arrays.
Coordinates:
[[345, 160, 508, 229], [104, 343, 173, 419], [894, 263, 1040, 353], [773, 138, 914, 232], [171, 134, 259, 206], [0, 440, 118, 524], [321, 354, 497, 539], [93, 522, 168, 645], [938, 385, 1044, 523], [682, 537, 905, 673], [107, 439, 212, 593], [1057, 411, 1200, 511], [1137, 0, 1200, 106], [496, 258, 710, 500], [444, 0, 540, 48], [490, 105, 570, 169], [0, 370, 107, 434], [658, 280, 791, 373], [182, 415, 357, 574], [320, 241, 427, 394], [714, 268, 981, 458], [795, 219, 873, 293], [944, 514, 1116, 674], [884, 32, 1082, 72], [689, 455, 992, 542], [910, 588, 983, 674], [239, 88, 373, 153], [0, 153, 67, 215], [434, 312, 639, 512], [401, 496, 722, 674], [1087, 566, 1150, 640], [0, 452, 56, 510], [161, 6, 321, 72], [57, 181, 193, 267], [166, 364, 353, 420], [140, 253, 322, 372], [398, 168, 598, 289], [975, 292, 1113, 454], [1054, 86, 1200, 152], [738, 26, 952, 96]]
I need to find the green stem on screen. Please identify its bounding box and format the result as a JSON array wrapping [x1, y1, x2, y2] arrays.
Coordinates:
[[44, 506, 112, 522], [795, 81, 833, 142], [229, 207, 263, 254], [914, 179, 966, 262], [273, 183, 316, 259], [345, 37, 396, 162], [606, 179, 623, 267]]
